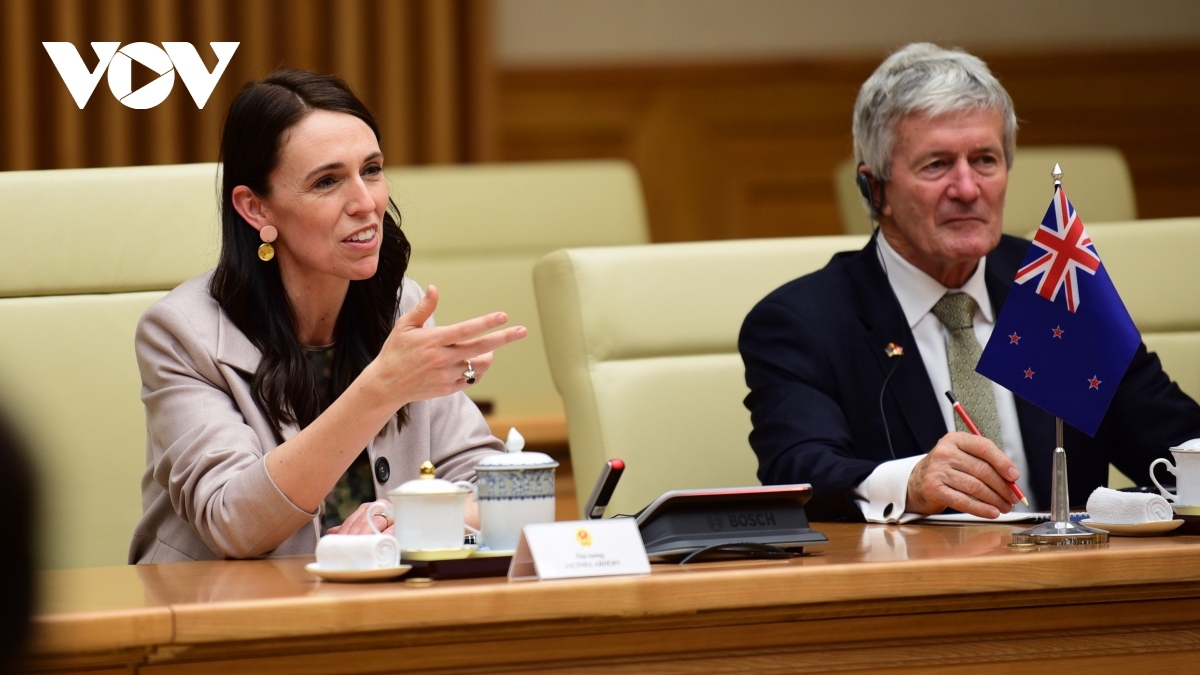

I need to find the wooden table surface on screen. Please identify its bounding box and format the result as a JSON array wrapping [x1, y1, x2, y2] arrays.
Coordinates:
[[24, 523, 1200, 674]]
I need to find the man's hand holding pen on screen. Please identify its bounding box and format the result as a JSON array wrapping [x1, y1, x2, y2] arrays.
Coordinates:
[[906, 432, 1023, 519]]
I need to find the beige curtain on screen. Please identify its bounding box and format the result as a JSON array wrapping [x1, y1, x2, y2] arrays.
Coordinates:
[[0, 0, 496, 171]]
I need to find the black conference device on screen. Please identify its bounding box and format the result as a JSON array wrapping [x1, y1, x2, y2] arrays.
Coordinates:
[[632, 484, 828, 561]]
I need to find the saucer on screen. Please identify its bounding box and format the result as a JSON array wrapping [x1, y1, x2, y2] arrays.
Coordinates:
[[1080, 519, 1183, 536], [1172, 504, 1200, 517], [305, 563, 411, 582], [401, 545, 478, 561]]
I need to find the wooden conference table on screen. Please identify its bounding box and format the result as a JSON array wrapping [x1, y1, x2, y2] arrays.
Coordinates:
[[25, 522, 1200, 674]]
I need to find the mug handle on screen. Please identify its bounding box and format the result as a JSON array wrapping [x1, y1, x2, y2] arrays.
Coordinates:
[[454, 481, 482, 537], [365, 500, 395, 535], [1150, 458, 1178, 502], [454, 480, 478, 497]]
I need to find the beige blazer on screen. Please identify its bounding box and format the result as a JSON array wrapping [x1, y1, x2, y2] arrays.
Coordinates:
[[129, 272, 503, 563]]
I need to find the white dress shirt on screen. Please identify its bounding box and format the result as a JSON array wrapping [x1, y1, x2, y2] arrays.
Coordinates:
[[851, 232, 1034, 522]]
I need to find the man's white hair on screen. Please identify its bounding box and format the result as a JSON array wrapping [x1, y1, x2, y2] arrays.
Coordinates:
[[853, 43, 1017, 181]]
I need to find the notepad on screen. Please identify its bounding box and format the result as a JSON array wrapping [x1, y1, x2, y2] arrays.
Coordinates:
[[920, 511, 1088, 524]]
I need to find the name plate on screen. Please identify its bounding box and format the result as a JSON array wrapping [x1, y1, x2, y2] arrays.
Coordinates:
[[508, 519, 651, 581]]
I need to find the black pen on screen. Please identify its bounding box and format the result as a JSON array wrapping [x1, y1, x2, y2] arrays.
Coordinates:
[[585, 459, 625, 519]]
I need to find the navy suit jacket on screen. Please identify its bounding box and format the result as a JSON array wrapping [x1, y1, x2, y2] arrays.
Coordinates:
[[739, 234, 1200, 521]]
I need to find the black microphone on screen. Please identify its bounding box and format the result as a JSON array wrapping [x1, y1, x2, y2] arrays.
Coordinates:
[[878, 343, 904, 460], [870, 183, 899, 460], [585, 459, 625, 519]]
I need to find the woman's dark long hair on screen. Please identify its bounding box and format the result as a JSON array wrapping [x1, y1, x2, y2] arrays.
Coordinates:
[[210, 69, 411, 434], [0, 410, 33, 672]]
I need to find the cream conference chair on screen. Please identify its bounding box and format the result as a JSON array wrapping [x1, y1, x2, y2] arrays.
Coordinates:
[[0, 159, 647, 569], [835, 146, 1137, 236], [535, 235, 869, 518], [1073, 218, 1200, 489], [0, 163, 220, 570], [1068, 218, 1200, 406]]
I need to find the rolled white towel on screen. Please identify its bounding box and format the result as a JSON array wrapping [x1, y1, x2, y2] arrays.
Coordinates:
[[315, 534, 400, 571], [1086, 487, 1173, 524]]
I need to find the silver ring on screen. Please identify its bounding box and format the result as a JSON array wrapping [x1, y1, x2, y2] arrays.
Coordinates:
[[463, 359, 476, 385]]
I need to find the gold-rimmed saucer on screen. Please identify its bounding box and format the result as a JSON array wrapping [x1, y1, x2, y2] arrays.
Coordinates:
[[1080, 519, 1183, 536]]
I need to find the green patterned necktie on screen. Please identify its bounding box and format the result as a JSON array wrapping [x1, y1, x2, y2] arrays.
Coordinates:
[[931, 293, 1003, 448]]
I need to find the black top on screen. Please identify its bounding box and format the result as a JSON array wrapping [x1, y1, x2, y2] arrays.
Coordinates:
[[307, 346, 376, 532]]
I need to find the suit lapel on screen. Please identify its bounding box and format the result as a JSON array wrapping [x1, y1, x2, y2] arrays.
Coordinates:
[[214, 309, 302, 443], [216, 309, 262, 375], [846, 236, 945, 457]]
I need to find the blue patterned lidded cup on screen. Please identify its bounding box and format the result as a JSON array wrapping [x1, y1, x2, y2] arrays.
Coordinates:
[[475, 429, 559, 551]]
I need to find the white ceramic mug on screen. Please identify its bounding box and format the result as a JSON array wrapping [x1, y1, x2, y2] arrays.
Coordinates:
[[476, 453, 558, 551], [1150, 441, 1200, 505], [387, 463, 480, 551]]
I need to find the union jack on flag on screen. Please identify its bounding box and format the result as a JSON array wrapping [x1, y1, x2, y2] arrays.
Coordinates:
[[977, 182, 1140, 436], [1013, 186, 1100, 312]]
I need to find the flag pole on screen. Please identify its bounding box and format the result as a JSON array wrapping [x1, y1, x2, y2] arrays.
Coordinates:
[[1011, 166, 1108, 546]]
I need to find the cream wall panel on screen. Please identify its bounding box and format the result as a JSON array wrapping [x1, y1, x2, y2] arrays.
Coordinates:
[[498, 0, 1200, 66]]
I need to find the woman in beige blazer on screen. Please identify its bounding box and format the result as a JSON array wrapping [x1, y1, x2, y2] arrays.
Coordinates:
[[129, 70, 525, 563]]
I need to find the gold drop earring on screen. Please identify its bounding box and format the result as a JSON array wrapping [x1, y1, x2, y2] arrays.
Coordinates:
[[258, 225, 278, 261]]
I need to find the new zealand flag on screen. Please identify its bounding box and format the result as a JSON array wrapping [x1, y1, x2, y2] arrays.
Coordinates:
[[976, 184, 1140, 436]]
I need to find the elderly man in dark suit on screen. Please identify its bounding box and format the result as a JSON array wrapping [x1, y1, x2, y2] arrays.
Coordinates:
[[739, 43, 1200, 522]]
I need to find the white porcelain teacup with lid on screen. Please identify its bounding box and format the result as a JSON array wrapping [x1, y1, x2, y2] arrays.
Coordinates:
[[387, 461, 478, 552], [474, 428, 559, 551], [1151, 438, 1200, 506]]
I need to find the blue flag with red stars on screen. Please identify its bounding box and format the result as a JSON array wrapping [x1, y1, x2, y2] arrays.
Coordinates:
[[976, 184, 1140, 436]]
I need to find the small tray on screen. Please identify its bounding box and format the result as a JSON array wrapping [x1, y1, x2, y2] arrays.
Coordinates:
[[1171, 505, 1200, 535], [401, 545, 478, 562], [404, 549, 513, 580]]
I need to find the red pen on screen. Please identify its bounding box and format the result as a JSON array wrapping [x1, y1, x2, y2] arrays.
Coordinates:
[[944, 390, 1029, 507]]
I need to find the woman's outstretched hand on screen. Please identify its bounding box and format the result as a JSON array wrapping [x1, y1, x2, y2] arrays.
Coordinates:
[[370, 285, 527, 409]]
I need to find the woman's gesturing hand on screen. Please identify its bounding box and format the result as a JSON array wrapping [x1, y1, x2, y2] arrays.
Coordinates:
[[370, 285, 527, 409]]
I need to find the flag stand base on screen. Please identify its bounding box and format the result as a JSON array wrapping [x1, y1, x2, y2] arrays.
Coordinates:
[[1012, 431, 1108, 546], [1011, 518, 1107, 546]]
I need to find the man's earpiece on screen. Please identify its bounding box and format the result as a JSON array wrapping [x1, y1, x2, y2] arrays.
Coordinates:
[[856, 162, 885, 217], [860, 162, 890, 277]]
